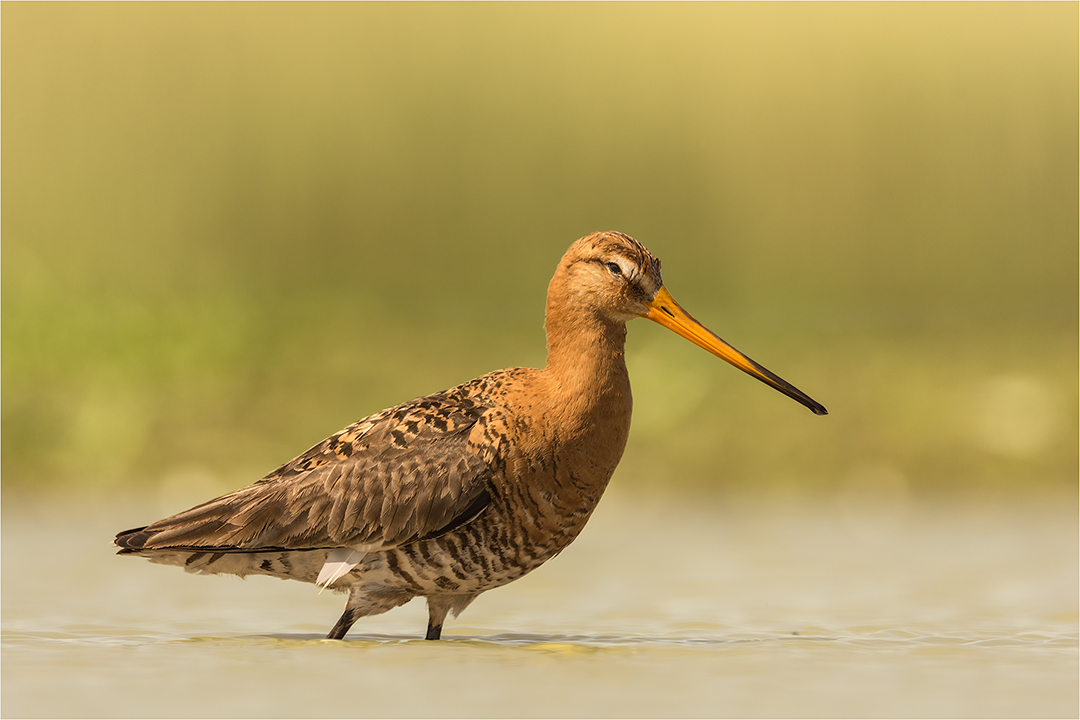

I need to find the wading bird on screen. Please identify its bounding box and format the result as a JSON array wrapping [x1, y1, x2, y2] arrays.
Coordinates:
[[116, 232, 826, 640]]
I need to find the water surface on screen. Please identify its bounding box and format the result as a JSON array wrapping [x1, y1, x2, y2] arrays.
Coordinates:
[[3, 491, 1076, 717]]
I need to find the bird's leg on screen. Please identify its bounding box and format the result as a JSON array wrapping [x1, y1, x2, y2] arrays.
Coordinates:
[[326, 607, 359, 640], [425, 596, 452, 641]]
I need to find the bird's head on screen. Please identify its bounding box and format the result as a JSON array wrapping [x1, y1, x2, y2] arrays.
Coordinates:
[[553, 231, 827, 416]]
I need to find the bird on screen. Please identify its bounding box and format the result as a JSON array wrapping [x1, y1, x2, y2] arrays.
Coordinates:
[[115, 231, 826, 641]]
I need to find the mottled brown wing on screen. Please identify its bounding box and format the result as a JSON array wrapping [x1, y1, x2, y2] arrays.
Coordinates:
[[116, 379, 502, 553]]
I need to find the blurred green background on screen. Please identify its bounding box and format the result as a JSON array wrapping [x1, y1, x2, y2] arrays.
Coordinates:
[[3, 3, 1076, 500]]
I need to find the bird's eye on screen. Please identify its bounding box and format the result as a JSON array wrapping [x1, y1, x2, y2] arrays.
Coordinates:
[[605, 262, 623, 277]]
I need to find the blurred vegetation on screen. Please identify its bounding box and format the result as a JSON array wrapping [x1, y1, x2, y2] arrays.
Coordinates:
[[3, 3, 1076, 499]]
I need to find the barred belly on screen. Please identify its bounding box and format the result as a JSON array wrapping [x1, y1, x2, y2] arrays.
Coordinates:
[[349, 489, 594, 603]]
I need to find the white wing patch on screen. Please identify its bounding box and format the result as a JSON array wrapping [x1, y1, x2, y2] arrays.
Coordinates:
[[316, 547, 367, 590]]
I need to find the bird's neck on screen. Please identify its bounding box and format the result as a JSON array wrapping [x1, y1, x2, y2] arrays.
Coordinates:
[[544, 307, 628, 387], [539, 292, 633, 440], [526, 294, 633, 512]]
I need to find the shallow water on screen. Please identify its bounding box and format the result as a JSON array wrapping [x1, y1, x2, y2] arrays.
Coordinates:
[[3, 490, 1077, 718]]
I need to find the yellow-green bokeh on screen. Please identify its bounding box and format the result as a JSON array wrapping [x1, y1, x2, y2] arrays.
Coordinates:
[[3, 3, 1077, 497]]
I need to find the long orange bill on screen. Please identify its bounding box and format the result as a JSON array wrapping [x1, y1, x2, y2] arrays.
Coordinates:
[[644, 286, 827, 416]]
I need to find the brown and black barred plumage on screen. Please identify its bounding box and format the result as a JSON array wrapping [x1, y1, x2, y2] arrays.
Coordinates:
[[115, 232, 826, 640]]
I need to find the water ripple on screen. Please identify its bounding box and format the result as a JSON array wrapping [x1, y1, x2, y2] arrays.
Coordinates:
[[5, 625, 1076, 654]]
